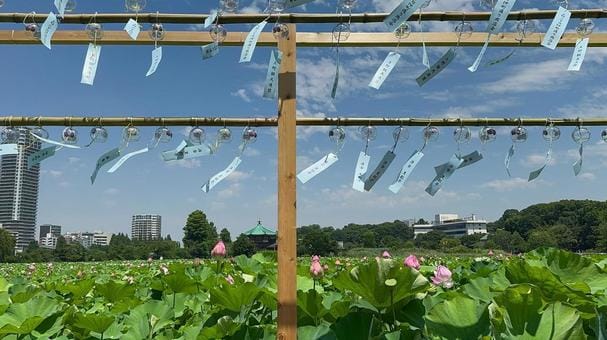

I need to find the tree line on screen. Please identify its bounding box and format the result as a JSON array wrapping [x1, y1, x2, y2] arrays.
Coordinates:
[[1, 199, 606, 262]]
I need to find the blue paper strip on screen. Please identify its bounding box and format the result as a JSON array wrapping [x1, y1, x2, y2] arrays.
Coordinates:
[[263, 50, 283, 98], [81, 43, 102, 86], [528, 148, 552, 181], [0, 144, 18, 156], [201, 42, 220, 60], [54, 0, 68, 17], [107, 147, 148, 173], [28, 146, 56, 169], [458, 151, 484, 169], [364, 151, 396, 191], [297, 153, 339, 184], [240, 21, 267, 63], [425, 154, 464, 196], [505, 144, 515, 177], [568, 38, 589, 71], [369, 52, 401, 90], [202, 156, 242, 192], [389, 150, 424, 194], [416, 48, 456, 87], [331, 65, 339, 99], [541, 7, 571, 50], [573, 144, 583, 176], [146, 46, 163, 77], [285, 0, 315, 8], [162, 144, 212, 162], [422, 41, 430, 69], [91, 148, 120, 184], [384, 0, 427, 32], [40, 12, 59, 50]]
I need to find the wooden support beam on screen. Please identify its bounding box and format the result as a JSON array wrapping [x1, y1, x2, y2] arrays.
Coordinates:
[[1, 30, 606, 47], [2, 116, 606, 127], [276, 24, 297, 340], [1, 9, 606, 24]]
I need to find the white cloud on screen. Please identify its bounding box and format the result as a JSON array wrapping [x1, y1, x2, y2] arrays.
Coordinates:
[[578, 172, 596, 181], [166, 159, 202, 169], [103, 188, 120, 195], [231, 89, 252, 102], [482, 177, 549, 192], [480, 59, 574, 94]]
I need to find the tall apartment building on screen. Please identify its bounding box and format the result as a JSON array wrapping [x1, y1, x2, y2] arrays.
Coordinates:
[[0, 128, 41, 252], [131, 215, 162, 241]]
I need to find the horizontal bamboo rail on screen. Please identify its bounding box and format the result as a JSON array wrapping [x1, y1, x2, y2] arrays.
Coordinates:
[[2, 9, 606, 25], [2, 116, 605, 127], [1, 31, 604, 47]]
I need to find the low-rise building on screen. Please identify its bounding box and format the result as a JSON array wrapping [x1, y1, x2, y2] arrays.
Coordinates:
[[64, 231, 112, 248], [413, 214, 488, 238], [243, 221, 277, 250], [40, 232, 58, 249]]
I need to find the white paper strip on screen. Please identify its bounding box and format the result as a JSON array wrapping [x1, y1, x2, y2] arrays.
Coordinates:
[[353, 151, 370, 192], [389, 151, 424, 194], [31, 134, 81, 149], [468, 35, 490, 73], [297, 153, 339, 184], [81, 43, 102, 86], [28, 146, 56, 169], [568, 38, 589, 71], [416, 48, 456, 87], [54, 0, 68, 17], [202, 156, 242, 192], [124, 19, 141, 40], [541, 7, 571, 50], [240, 21, 267, 63], [201, 42, 220, 60], [204, 11, 218, 28], [263, 50, 283, 98], [364, 151, 396, 191], [0, 144, 18, 156], [91, 148, 120, 184], [528, 148, 552, 182], [41, 12, 59, 50], [146, 46, 163, 77], [107, 147, 148, 173], [369, 52, 401, 90], [162, 144, 212, 162], [425, 155, 464, 196], [384, 0, 427, 32], [487, 0, 518, 34], [422, 41, 430, 69]]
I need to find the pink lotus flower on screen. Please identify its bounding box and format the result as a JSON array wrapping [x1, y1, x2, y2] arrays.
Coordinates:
[[488, 249, 494, 256], [226, 275, 235, 285], [335, 259, 341, 266], [431, 265, 453, 288], [382, 251, 391, 259], [310, 255, 324, 279], [404, 255, 421, 270], [211, 240, 227, 257]]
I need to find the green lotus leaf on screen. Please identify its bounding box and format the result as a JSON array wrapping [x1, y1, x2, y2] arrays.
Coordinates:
[[425, 293, 490, 340]]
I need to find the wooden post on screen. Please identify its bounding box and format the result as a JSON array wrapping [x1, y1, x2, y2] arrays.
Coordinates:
[[277, 23, 297, 340]]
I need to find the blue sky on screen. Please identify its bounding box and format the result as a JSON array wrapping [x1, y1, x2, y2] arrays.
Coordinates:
[[2, 0, 607, 241]]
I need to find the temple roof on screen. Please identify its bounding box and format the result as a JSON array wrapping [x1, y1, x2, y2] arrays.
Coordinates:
[[243, 221, 276, 236]]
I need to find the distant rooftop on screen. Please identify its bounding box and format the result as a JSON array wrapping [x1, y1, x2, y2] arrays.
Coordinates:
[[244, 221, 276, 236]]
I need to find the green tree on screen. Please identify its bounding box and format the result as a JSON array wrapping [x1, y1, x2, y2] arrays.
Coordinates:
[[440, 237, 461, 249], [220, 228, 232, 243], [108, 233, 134, 260], [0, 228, 15, 262], [594, 223, 607, 252], [182, 210, 218, 258], [490, 229, 527, 253], [460, 233, 484, 249], [527, 228, 558, 250], [415, 231, 447, 250], [232, 234, 256, 257], [549, 224, 578, 250], [298, 226, 337, 256], [361, 230, 376, 248]]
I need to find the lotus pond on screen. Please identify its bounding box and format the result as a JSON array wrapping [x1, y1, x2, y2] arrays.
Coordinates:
[[0, 248, 606, 339]]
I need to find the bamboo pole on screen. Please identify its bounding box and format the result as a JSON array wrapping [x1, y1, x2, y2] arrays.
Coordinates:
[[276, 24, 297, 340], [1, 116, 606, 127], [2, 30, 606, 47], [1, 9, 606, 24]]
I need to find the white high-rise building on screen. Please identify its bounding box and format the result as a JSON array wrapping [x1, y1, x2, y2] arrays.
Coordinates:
[[40, 233, 58, 249], [0, 128, 41, 252], [131, 215, 162, 241]]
